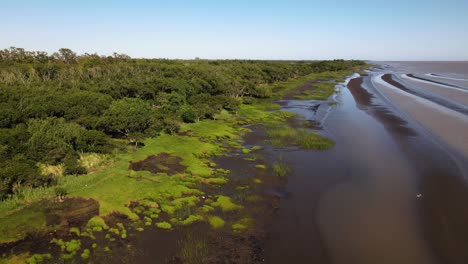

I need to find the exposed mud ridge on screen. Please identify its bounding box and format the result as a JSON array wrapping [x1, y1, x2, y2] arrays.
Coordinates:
[[0, 198, 99, 254], [407, 73, 467, 90], [348, 77, 417, 137], [129, 153, 186, 175], [382, 74, 468, 116]]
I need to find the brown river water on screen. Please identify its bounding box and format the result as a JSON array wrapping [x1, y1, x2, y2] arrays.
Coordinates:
[[263, 62, 468, 264]]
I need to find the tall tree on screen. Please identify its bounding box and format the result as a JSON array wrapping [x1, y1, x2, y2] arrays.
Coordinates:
[[99, 97, 153, 146]]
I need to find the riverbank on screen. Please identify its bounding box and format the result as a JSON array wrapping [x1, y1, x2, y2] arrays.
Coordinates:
[[0, 66, 365, 263]]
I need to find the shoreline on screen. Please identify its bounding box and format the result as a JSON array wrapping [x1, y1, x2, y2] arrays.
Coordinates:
[[0, 67, 365, 263]]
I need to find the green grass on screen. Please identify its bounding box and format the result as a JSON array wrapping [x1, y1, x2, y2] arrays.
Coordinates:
[[262, 70, 356, 99], [296, 130, 334, 149], [86, 216, 109, 232], [266, 125, 334, 150], [0, 119, 236, 242], [178, 232, 208, 264], [231, 218, 254, 232], [156, 221, 172, 229], [0, 203, 46, 243], [294, 82, 338, 100], [272, 161, 290, 178], [211, 195, 242, 212], [208, 216, 225, 229]]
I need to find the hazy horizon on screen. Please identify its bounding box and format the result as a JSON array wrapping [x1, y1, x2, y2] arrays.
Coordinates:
[[2, 0, 468, 61]]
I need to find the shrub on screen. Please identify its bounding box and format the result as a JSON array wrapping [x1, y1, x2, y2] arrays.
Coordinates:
[[86, 216, 109, 232]]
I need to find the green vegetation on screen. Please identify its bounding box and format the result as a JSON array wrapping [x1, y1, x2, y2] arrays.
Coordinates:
[[232, 218, 254, 232], [294, 82, 338, 100], [255, 164, 267, 169], [25, 254, 52, 264], [178, 232, 209, 264], [272, 159, 290, 178], [0, 47, 362, 200], [81, 249, 91, 259], [0, 202, 46, 243], [86, 216, 109, 232], [156, 221, 172, 230], [0, 47, 365, 261], [51, 238, 82, 259], [211, 195, 243, 212], [267, 125, 334, 149], [208, 216, 225, 229]]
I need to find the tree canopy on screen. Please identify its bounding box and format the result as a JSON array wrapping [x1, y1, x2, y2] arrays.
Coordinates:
[[0, 47, 365, 199]]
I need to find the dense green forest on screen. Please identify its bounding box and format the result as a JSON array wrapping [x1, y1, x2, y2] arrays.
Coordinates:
[[0, 47, 364, 200]]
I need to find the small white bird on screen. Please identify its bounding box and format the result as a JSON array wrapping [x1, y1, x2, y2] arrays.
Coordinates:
[[416, 194, 422, 198]]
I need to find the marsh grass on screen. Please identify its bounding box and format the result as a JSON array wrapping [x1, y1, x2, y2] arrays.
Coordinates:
[[178, 232, 209, 264], [293, 82, 338, 100], [272, 160, 290, 178], [296, 130, 334, 150], [173, 201, 194, 220], [0, 202, 47, 243], [208, 216, 225, 229], [266, 125, 333, 150], [232, 189, 250, 204]]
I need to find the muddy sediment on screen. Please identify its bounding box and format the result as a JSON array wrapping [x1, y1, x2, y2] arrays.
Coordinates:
[[129, 153, 186, 175], [381, 74, 468, 115], [0, 198, 99, 257], [346, 74, 468, 264]]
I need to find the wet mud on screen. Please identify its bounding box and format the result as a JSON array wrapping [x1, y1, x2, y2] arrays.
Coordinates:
[[381, 74, 468, 115], [129, 153, 186, 175]]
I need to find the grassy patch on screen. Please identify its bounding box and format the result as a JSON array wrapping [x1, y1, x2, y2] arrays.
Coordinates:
[[211, 196, 242, 212], [293, 82, 338, 100], [272, 160, 290, 178], [231, 218, 254, 232], [0, 203, 46, 243], [87, 216, 109, 232], [266, 125, 333, 150], [296, 130, 334, 149], [208, 216, 225, 229], [156, 221, 172, 230], [178, 232, 208, 264]]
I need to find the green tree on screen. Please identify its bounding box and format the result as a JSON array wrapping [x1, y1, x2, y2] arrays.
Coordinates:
[[100, 97, 153, 142], [27, 117, 86, 163]]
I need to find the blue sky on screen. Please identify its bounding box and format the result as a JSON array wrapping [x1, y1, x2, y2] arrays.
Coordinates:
[[1, 0, 468, 60]]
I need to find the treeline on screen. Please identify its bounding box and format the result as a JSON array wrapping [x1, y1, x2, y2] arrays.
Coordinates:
[[0, 47, 365, 199]]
